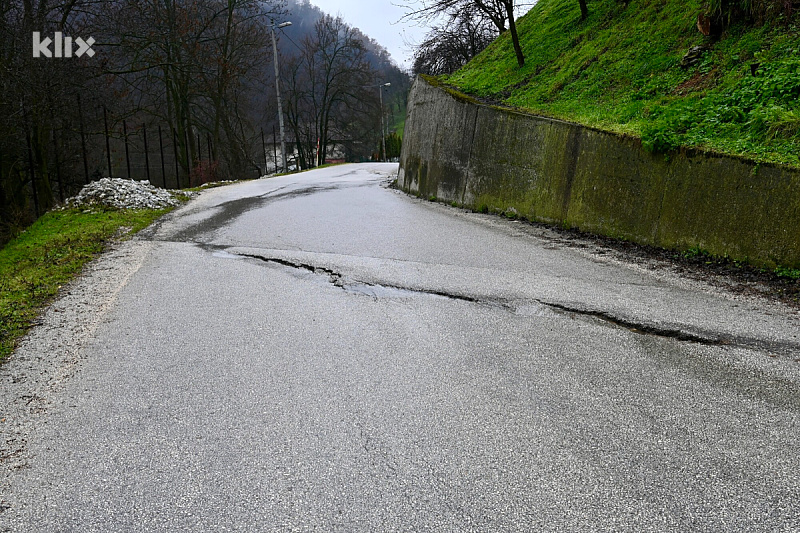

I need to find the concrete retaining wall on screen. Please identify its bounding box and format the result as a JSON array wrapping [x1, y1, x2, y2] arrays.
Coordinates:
[[398, 76, 800, 269]]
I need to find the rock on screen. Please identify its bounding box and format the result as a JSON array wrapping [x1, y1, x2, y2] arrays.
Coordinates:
[[64, 178, 191, 210], [681, 45, 707, 68]]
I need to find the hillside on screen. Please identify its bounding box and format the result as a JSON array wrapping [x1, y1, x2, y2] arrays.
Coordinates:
[[444, 0, 800, 168]]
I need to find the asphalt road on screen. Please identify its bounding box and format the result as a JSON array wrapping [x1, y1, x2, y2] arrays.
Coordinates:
[[2, 163, 799, 531]]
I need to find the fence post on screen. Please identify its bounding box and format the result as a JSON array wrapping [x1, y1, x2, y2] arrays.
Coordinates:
[[103, 106, 112, 179], [173, 128, 181, 189], [25, 128, 40, 218], [261, 127, 267, 175], [77, 94, 89, 185], [143, 123, 151, 183], [273, 125, 278, 173], [183, 128, 190, 187], [123, 119, 131, 180], [159, 125, 166, 188], [51, 124, 64, 203], [46, 98, 64, 203]]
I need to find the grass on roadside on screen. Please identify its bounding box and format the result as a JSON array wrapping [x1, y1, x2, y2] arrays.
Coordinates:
[[0, 207, 173, 361]]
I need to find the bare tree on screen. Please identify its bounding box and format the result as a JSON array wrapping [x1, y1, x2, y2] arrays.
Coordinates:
[[402, 0, 525, 67], [283, 14, 376, 168], [106, 0, 284, 179], [0, 0, 292, 238], [194, 0, 279, 177], [412, 7, 497, 75], [0, 0, 107, 235]]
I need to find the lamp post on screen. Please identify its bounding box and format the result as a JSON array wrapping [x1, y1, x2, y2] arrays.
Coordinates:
[[379, 82, 390, 162], [270, 20, 291, 173], [365, 82, 391, 162]]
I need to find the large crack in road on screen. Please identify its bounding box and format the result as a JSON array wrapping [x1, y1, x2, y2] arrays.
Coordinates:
[[230, 250, 800, 359]]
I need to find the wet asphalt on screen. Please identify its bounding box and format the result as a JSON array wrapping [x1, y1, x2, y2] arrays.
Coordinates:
[[2, 163, 800, 531]]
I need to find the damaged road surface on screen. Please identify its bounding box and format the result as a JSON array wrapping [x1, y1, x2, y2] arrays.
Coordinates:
[[2, 163, 800, 531]]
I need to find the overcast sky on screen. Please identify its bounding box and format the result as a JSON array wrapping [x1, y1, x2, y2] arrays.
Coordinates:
[[308, 0, 428, 70]]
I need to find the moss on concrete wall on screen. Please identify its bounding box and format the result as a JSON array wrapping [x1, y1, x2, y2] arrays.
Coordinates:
[[399, 76, 800, 269]]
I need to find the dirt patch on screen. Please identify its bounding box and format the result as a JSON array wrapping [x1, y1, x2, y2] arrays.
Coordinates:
[[673, 70, 717, 95]]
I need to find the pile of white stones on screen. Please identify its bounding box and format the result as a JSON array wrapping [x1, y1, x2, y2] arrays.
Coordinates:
[[65, 178, 185, 210]]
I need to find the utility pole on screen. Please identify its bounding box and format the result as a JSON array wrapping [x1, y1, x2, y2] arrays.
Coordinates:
[[364, 82, 391, 162], [379, 83, 391, 162], [270, 20, 292, 173]]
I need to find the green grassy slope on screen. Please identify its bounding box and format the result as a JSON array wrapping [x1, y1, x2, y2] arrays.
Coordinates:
[[444, 0, 800, 167], [0, 208, 172, 361]]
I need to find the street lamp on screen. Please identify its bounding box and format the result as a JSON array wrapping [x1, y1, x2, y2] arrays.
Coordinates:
[[366, 82, 391, 162], [270, 20, 292, 174]]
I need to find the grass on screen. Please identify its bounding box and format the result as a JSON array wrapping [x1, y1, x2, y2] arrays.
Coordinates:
[[444, 0, 800, 167], [0, 207, 173, 361]]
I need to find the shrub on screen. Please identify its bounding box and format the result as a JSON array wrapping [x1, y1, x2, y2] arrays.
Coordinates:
[[642, 122, 682, 153]]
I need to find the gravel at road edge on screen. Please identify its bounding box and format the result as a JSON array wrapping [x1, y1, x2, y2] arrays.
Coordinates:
[[0, 239, 154, 510]]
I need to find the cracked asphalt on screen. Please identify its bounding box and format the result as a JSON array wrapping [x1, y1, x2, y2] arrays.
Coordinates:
[[2, 162, 800, 531]]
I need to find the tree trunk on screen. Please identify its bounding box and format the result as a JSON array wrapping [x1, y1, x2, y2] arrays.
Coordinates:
[[504, 1, 525, 67], [578, 0, 589, 20]]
